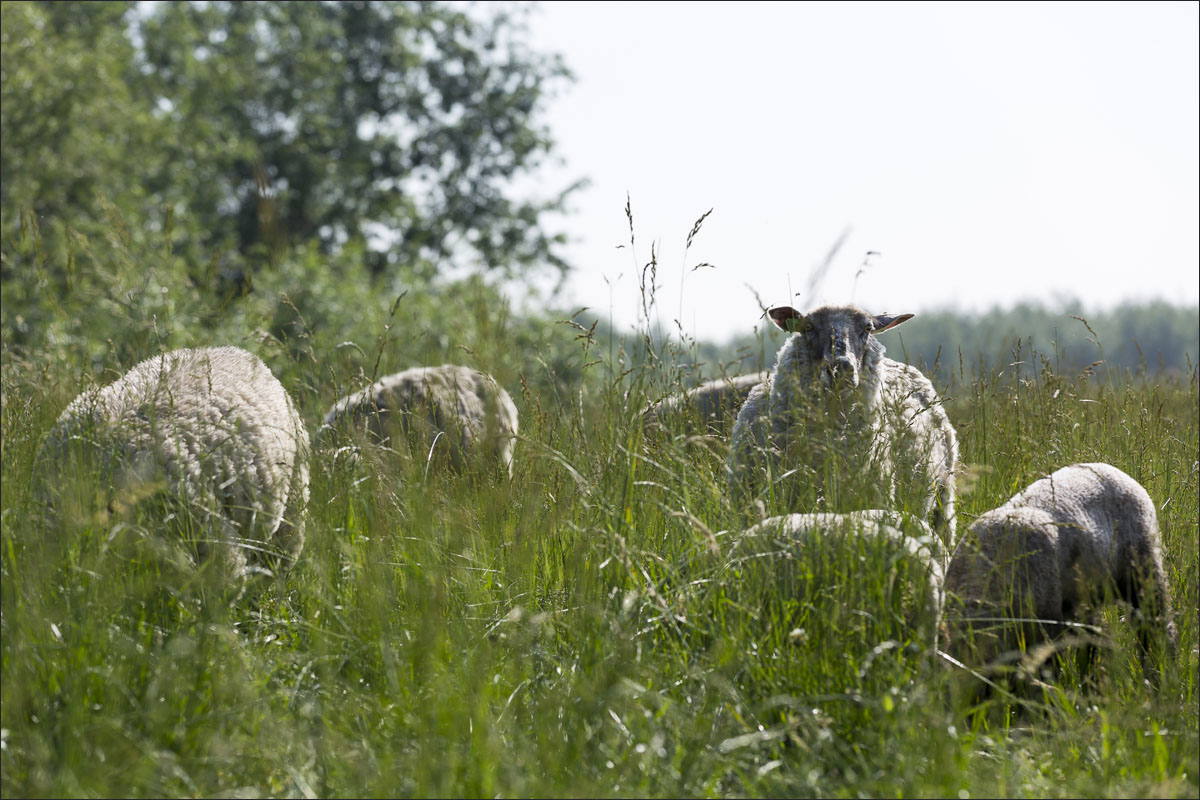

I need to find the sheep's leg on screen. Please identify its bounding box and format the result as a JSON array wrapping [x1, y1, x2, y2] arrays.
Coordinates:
[[1118, 555, 1178, 687], [977, 528, 1062, 689], [930, 484, 956, 554]]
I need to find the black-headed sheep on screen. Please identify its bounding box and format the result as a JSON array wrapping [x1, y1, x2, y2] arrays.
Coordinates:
[[728, 305, 958, 550]]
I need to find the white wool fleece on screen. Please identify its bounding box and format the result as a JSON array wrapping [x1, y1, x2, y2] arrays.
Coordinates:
[[42, 346, 310, 577]]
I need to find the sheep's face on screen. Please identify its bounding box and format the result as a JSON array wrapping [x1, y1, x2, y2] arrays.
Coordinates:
[[768, 305, 913, 391]]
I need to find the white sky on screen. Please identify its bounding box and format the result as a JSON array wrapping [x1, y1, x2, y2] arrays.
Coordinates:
[[520, 0, 1200, 342]]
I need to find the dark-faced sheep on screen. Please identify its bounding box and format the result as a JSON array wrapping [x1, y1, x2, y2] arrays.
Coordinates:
[[728, 305, 958, 550]]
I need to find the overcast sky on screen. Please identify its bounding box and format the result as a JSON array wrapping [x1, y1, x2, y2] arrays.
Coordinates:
[[519, 1, 1199, 342]]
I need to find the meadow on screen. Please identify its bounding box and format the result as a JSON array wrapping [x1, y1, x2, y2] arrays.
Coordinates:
[[1, 297, 1197, 798], [3, 3, 1196, 794]]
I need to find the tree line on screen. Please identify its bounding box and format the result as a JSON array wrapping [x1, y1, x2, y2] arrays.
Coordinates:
[[679, 300, 1199, 385]]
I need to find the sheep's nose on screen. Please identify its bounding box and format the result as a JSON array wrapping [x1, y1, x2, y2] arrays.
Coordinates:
[[828, 358, 858, 386]]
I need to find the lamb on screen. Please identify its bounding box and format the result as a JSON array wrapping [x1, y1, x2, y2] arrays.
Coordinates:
[[320, 364, 519, 477], [645, 371, 767, 435], [944, 462, 1178, 677], [724, 510, 948, 647], [727, 305, 958, 550], [38, 346, 311, 579]]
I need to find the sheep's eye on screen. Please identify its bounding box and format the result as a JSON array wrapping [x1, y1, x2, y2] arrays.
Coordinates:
[[788, 317, 813, 334]]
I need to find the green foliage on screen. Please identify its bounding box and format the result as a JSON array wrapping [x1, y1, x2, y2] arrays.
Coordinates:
[[0, 1, 159, 231], [891, 302, 1200, 384], [2, 9, 1197, 792], [1, 1, 174, 356], [1, 0, 578, 362], [3, 277, 1198, 797], [135, 0, 576, 278]]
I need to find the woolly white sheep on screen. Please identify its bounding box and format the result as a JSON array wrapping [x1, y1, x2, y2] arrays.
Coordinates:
[[321, 364, 519, 476], [39, 346, 311, 579], [945, 462, 1178, 675], [725, 510, 948, 646], [646, 371, 767, 435], [728, 305, 958, 549]]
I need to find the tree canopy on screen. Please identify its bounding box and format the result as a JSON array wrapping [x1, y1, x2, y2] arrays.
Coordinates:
[[1, 0, 576, 289]]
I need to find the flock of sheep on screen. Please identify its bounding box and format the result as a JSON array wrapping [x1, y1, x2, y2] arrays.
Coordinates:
[[658, 303, 1178, 685], [39, 350, 518, 582], [38, 302, 1178, 692]]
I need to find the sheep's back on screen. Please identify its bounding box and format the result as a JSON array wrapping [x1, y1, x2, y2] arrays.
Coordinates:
[[1004, 463, 1160, 591], [952, 507, 1061, 611], [323, 365, 518, 473], [649, 372, 766, 434], [879, 360, 956, 462], [945, 506, 1064, 667], [875, 359, 958, 538], [43, 346, 310, 572], [731, 510, 946, 642], [727, 377, 773, 490]]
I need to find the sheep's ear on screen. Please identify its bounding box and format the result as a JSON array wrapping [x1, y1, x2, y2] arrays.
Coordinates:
[[769, 306, 811, 333], [869, 313, 914, 333]]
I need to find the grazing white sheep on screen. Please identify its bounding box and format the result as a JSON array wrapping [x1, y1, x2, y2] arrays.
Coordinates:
[[945, 462, 1178, 677], [321, 364, 519, 476], [728, 305, 958, 549], [39, 346, 311, 579], [725, 510, 947, 646], [646, 371, 767, 435]]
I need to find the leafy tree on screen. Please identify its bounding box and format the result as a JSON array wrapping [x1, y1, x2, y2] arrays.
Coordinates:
[[1, 1, 173, 355], [0, 1, 161, 230], [137, 0, 578, 280], [2, 0, 581, 366]]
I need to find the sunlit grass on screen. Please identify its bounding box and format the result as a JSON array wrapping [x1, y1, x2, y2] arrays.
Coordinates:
[[2, 308, 1197, 798], [2, 208, 1196, 797]]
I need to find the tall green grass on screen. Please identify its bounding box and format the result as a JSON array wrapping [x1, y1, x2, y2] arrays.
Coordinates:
[[3, 305, 1196, 797], [3, 201, 1198, 799]]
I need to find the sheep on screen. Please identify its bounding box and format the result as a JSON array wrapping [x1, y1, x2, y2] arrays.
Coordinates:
[[38, 346, 311, 580], [645, 371, 767, 435], [724, 510, 947, 649], [944, 462, 1178, 683], [728, 305, 958, 550], [320, 364, 519, 477]]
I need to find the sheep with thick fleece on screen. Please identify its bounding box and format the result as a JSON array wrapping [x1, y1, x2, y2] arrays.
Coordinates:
[[321, 364, 518, 476], [646, 371, 767, 435], [728, 305, 958, 549], [725, 510, 947, 647], [40, 346, 310, 578], [945, 462, 1178, 673]]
